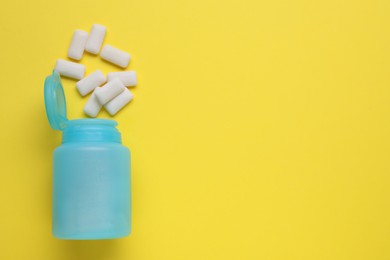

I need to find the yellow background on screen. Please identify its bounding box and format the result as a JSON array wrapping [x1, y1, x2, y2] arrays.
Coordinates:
[[0, 0, 389, 259]]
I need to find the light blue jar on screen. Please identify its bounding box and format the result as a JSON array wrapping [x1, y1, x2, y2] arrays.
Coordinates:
[[44, 71, 131, 240]]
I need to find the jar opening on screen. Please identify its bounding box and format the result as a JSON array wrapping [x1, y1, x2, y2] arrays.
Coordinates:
[[62, 119, 121, 143]]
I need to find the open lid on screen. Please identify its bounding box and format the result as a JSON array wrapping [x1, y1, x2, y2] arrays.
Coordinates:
[[44, 70, 68, 130]]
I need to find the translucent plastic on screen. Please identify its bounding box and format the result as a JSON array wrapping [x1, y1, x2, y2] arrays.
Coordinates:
[[45, 71, 131, 240], [52, 119, 131, 240]]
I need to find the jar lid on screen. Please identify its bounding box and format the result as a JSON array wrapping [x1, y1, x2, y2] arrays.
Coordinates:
[[44, 70, 68, 130]]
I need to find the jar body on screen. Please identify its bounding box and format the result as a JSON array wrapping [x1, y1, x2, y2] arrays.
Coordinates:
[[53, 141, 131, 240]]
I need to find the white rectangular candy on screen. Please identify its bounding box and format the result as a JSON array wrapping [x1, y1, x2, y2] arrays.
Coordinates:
[[104, 88, 134, 116], [67, 30, 88, 60], [100, 44, 131, 68], [95, 78, 125, 105], [85, 24, 106, 54], [107, 71, 137, 87], [54, 59, 85, 80], [84, 89, 102, 117], [76, 70, 106, 96]]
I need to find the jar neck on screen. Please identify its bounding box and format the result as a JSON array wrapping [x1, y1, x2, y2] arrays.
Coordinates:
[[61, 119, 121, 144]]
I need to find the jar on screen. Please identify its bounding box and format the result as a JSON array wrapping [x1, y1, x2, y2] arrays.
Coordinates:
[[44, 71, 131, 240]]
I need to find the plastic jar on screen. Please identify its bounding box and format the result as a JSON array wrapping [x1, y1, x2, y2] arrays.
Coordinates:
[[44, 71, 131, 240]]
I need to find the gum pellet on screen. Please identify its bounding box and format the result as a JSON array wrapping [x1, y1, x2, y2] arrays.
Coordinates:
[[104, 88, 134, 116], [54, 59, 85, 80], [100, 44, 131, 68], [85, 24, 107, 54], [76, 70, 106, 96], [95, 78, 125, 105], [107, 71, 137, 87], [83, 89, 102, 117], [67, 30, 88, 60]]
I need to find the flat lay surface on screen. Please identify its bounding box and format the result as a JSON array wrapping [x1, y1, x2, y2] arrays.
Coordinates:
[[0, 0, 389, 259]]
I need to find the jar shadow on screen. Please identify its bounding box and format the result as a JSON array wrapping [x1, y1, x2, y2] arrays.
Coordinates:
[[62, 239, 120, 260]]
